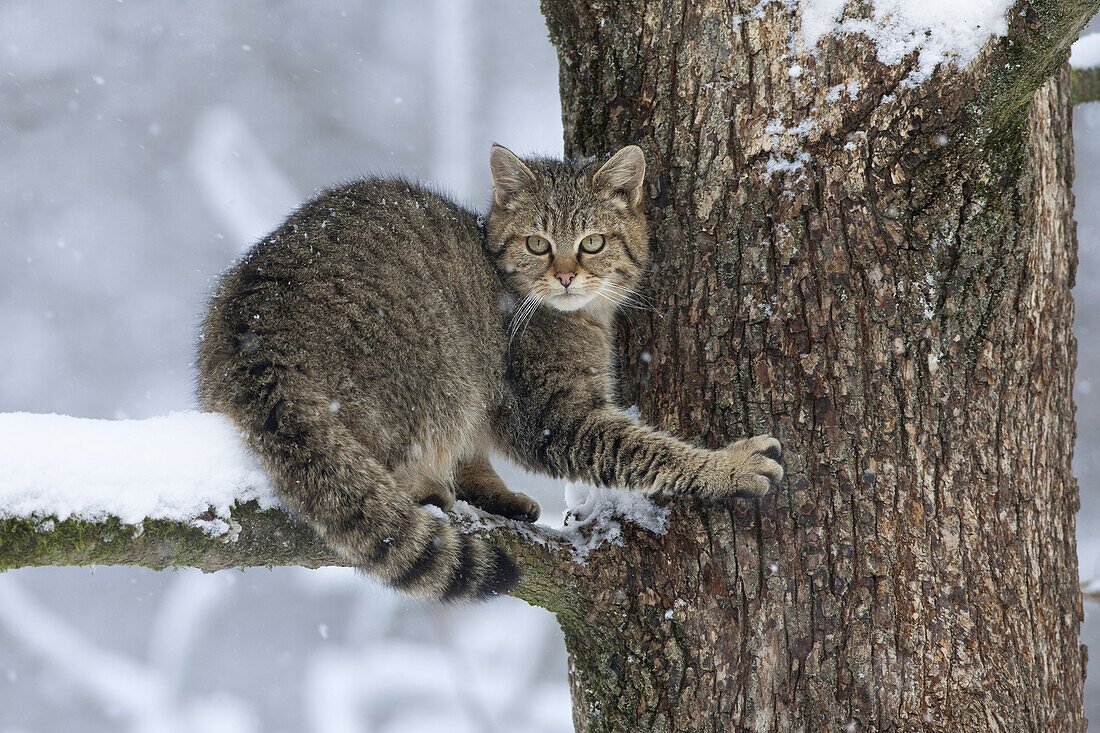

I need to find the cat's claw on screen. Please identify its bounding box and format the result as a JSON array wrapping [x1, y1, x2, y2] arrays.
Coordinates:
[[724, 434, 784, 498], [493, 493, 541, 523], [463, 490, 541, 524], [506, 503, 542, 524]]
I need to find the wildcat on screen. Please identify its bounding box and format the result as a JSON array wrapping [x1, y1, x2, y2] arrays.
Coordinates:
[[197, 144, 783, 602]]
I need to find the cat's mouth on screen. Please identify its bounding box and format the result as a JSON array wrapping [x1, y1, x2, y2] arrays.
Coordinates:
[[550, 290, 596, 311]]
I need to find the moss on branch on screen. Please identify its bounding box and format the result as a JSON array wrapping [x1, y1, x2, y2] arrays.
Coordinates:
[[981, 0, 1099, 139], [0, 502, 344, 573], [1073, 66, 1100, 104], [0, 500, 579, 611]]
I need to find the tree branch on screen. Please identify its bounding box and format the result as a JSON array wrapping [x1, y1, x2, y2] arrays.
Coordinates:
[[978, 0, 1099, 132], [0, 503, 341, 573], [1073, 65, 1100, 104], [0, 500, 582, 610]]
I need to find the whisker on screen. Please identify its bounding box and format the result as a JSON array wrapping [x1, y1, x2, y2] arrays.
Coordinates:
[[593, 290, 629, 309], [509, 293, 538, 342], [617, 300, 657, 312], [594, 288, 645, 310], [509, 292, 541, 344], [601, 281, 661, 310], [598, 282, 664, 318], [600, 280, 651, 302], [518, 294, 542, 341], [516, 299, 537, 340], [598, 293, 655, 314], [507, 294, 527, 336]]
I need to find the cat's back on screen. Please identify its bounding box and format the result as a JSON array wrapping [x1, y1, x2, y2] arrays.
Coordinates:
[[199, 179, 507, 465], [220, 178, 497, 315]]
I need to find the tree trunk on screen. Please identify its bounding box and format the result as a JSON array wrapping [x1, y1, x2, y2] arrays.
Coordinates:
[[3, 3, 1098, 731], [539, 1, 1094, 730]]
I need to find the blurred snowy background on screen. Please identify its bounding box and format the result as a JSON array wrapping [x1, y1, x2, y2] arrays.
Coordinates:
[[2, 2, 1099, 731], [1073, 67, 1100, 728], [0, 2, 571, 731]]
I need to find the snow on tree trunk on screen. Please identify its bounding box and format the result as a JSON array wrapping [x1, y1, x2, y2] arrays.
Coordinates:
[[3, 2, 1098, 731], [539, 0, 1094, 729]]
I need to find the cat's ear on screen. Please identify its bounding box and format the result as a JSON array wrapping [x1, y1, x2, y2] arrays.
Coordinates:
[[490, 145, 537, 206], [593, 145, 646, 209]]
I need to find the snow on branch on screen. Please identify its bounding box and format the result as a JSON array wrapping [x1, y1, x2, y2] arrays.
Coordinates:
[[0, 412, 669, 610], [0, 412, 340, 571], [0, 412, 279, 536]]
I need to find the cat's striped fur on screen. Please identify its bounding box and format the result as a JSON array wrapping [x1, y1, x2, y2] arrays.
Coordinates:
[[197, 145, 783, 601]]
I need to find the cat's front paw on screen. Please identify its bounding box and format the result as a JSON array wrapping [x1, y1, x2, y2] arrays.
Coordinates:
[[714, 434, 784, 498]]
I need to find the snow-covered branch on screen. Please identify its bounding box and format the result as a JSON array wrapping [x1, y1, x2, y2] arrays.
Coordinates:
[[0, 502, 341, 574], [0, 498, 580, 612], [0, 412, 663, 612]]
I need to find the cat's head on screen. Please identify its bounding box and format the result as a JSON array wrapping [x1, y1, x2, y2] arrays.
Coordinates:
[[485, 145, 650, 317]]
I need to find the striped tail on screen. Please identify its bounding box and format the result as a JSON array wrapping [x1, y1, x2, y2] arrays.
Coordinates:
[[228, 374, 519, 601]]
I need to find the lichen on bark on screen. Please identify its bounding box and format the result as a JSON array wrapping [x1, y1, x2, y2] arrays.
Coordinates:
[[2, 1, 1098, 730], [0, 502, 343, 573], [539, 0, 1094, 730]]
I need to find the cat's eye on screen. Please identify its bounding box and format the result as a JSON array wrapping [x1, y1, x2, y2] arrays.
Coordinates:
[[579, 234, 606, 254], [525, 235, 551, 255]]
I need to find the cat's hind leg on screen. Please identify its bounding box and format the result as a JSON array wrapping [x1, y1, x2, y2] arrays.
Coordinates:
[[393, 463, 457, 513], [410, 477, 457, 513], [456, 453, 540, 523]]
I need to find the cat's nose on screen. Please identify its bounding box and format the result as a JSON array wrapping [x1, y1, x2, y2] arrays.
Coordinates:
[[556, 272, 575, 287]]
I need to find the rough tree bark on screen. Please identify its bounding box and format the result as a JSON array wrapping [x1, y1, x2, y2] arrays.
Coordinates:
[[3, 2, 1098, 731], [536, 0, 1094, 730]]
